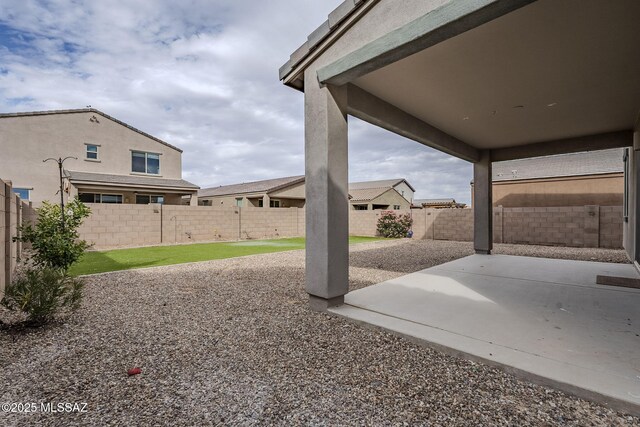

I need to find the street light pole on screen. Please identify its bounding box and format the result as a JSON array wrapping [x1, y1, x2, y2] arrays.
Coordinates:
[[44, 156, 77, 230]]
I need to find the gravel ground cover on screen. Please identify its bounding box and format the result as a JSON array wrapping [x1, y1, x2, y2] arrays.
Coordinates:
[[1, 239, 638, 426]]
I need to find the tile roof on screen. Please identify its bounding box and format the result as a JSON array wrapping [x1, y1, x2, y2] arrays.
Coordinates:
[[349, 178, 415, 192], [279, 0, 370, 83], [0, 108, 183, 153], [492, 148, 624, 182], [348, 187, 390, 202], [198, 175, 305, 197], [415, 198, 456, 205], [67, 171, 199, 190]]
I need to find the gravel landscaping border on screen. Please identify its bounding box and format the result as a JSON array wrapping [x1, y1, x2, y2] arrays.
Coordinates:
[[1, 239, 638, 426]]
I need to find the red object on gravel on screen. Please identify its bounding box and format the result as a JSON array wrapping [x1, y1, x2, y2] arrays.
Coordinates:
[[127, 367, 142, 376]]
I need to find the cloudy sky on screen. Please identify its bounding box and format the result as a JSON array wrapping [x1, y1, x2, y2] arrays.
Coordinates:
[[0, 0, 473, 203]]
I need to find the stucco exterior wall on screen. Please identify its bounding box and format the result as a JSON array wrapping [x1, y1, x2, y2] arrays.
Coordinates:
[[269, 181, 306, 199], [393, 181, 414, 203], [491, 174, 623, 207], [350, 188, 411, 210], [0, 111, 183, 206]]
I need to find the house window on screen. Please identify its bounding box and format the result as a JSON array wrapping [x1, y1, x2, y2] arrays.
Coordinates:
[[393, 205, 401, 210], [136, 195, 164, 204], [353, 205, 368, 210], [270, 200, 280, 208], [235, 197, 243, 207], [13, 188, 30, 200], [131, 151, 160, 174], [86, 144, 99, 160], [79, 193, 123, 204]]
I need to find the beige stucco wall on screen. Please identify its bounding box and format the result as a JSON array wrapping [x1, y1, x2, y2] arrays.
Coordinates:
[[199, 182, 307, 208], [392, 182, 414, 203], [0, 111, 183, 206], [488, 174, 623, 208], [351, 188, 411, 210], [269, 181, 306, 199]]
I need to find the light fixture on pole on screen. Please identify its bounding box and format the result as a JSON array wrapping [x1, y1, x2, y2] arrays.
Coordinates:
[[43, 156, 77, 230]]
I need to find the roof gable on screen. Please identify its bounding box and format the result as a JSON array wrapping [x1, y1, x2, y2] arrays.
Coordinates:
[[199, 175, 305, 198], [0, 108, 183, 153], [349, 178, 415, 192]]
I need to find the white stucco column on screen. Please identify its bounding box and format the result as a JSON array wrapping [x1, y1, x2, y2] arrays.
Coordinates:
[[190, 193, 198, 206], [473, 150, 493, 254], [304, 78, 349, 311], [262, 194, 270, 208]]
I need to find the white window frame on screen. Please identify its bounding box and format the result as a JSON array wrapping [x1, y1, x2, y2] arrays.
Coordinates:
[[85, 143, 100, 161]]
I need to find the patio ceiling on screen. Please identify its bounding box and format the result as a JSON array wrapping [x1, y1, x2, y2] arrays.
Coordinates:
[[346, 0, 640, 150]]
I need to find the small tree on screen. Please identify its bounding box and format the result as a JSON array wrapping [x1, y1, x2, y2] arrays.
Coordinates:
[[16, 198, 91, 271], [2, 198, 91, 325], [376, 211, 413, 238]]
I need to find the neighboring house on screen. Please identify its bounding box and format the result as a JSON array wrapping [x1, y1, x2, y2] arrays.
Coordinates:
[[349, 178, 414, 204], [198, 175, 306, 208], [0, 108, 199, 206], [470, 149, 623, 207], [349, 187, 410, 210], [198, 175, 414, 210], [414, 198, 467, 209]]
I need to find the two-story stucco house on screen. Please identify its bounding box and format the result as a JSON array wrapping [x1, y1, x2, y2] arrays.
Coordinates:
[[0, 109, 199, 206]]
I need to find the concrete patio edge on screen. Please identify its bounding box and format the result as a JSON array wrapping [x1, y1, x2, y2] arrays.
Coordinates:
[[328, 304, 640, 417]]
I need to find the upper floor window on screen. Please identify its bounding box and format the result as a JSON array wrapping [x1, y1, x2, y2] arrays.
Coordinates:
[[13, 188, 30, 200], [132, 151, 160, 174], [86, 144, 99, 160]]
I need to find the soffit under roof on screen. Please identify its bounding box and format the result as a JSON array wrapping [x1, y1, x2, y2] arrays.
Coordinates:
[[353, 0, 640, 149]]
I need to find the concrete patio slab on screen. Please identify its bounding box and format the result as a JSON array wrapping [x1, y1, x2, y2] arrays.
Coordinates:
[[330, 254, 640, 415]]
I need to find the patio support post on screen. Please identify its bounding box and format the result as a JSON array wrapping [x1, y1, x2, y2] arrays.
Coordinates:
[[263, 194, 270, 208], [474, 150, 493, 254], [304, 77, 349, 311]]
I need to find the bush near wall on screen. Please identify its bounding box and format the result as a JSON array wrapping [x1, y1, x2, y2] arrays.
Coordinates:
[[376, 211, 413, 238]]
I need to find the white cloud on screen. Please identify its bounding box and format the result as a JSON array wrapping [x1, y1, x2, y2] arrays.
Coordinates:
[[0, 0, 473, 203]]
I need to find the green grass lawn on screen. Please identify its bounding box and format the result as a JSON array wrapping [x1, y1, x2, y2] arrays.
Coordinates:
[[69, 236, 385, 276]]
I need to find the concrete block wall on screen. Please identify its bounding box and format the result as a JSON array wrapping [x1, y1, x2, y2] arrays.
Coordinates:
[[502, 207, 586, 247], [161, 205, 239, 244], [78, 203, 162, 248], [599, 206, 624, 249], [349, 205, 623, 248], [0, 179, 35, 296], [79, 205, 308, 249], [431, 209, 474, 241], [240, 207, 302, 240], [1, 181, 7, 295], [76, 203, 623, 250]]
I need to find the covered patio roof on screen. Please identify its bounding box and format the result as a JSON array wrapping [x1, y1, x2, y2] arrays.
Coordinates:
[[282, 0, 639, 161]]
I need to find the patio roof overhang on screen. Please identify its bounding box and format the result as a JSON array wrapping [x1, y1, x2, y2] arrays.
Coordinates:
[[286, 0, 640, 162]]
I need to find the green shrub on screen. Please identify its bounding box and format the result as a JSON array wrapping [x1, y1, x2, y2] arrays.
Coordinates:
[[2, 267, 84, 325], [16, 198, 91, 271], [376, 211, 413, 238]]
